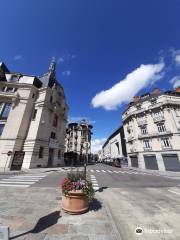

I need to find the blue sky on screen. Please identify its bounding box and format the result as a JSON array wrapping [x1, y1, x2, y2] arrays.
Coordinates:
[[0, 0, 180, 152]]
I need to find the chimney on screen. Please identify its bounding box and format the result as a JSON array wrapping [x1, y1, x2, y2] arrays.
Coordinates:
[[151, 88, 160, 95], [175, 87, 180, 93], [133, 96, 140, 103]]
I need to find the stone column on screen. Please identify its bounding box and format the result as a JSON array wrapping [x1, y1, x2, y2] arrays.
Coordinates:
[[156, 152, 166, 171], [138, 153, 146, 169]]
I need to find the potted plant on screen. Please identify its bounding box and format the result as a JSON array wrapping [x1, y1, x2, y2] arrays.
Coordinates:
[[61, 172, 95, 214]]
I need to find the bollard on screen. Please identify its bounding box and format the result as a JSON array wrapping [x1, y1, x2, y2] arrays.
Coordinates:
[[0, 226, 9, 240]]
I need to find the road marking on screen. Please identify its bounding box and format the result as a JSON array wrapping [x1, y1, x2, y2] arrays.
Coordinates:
[[0, 184, 29, 188], [0, 174, 47, 188], [90, 175, 99, 191], [107, 170, 112, 173], [90, 170, 94, 172], [102, 170, 106, 172], [113, 171, 119, 173], [96, 170, 100, 172], [0, 181, 35, 184], [168, 189, 180, 196]]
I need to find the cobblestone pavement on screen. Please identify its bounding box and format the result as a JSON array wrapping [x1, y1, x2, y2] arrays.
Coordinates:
[[0, 187, 120, 240]]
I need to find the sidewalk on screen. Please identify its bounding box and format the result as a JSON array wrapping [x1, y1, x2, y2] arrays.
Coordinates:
[[0, 186, 120, 240], [128, 167, 180, 177]]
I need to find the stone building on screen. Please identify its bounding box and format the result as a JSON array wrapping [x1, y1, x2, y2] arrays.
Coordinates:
[[102, 126, 127, 162], [65, 120, 93, 165], [122, 88, 180, 172], [0, 60, 68, 170]]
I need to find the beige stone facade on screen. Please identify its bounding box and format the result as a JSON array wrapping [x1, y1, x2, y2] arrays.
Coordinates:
[[65, 120, 93, 165], [122, 88, 180, 171], [102, 126, 127, 162], [0, 60, 68, 170]]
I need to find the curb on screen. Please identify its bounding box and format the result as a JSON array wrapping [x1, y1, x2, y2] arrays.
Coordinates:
[[99, 197, 122, 240]]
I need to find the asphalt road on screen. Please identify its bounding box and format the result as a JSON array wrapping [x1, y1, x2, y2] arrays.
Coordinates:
[[0, 163, 180, 189], [0, 164, 180, 239]]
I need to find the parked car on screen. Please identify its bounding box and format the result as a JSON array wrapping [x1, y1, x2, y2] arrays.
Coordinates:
[[112, 158, 121, 168]]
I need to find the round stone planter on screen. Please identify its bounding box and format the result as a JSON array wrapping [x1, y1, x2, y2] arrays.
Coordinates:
[[61, 190, 89, 214]]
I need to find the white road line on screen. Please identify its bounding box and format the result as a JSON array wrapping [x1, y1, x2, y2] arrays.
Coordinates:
[[96, 170, 100, 172], [92, 183, 99, 186], [9, 177, 43, 180], [10, 175, 45, 177], [113, 171, 119, 173], [168, 190, 180, 196], [1, 179, 38, 182], [0, 184, 29, 187], [0, 181, 35, 184], [93, 186, 99, 190], [107, 170, 112, 173], [102, 170, 106, 172], [90, 170, 94, 172]]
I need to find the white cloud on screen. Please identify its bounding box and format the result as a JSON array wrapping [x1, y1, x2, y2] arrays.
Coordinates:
[[170, 76, 180, 88], [91, 138, 106, 153], [62, 70, 71, 76], [175, 55, 180, 65], [91, 61, 164, 110], [57, 57, 64, 63], [68, 116, 96, 124], [14, 55, 23, 61], [58, 53, 76, 64], [171, 49, 180, 66]]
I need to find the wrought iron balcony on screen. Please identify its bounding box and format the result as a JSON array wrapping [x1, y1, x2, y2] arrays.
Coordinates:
[[143, 146, 152, 151], [138, 130, 171, 139]]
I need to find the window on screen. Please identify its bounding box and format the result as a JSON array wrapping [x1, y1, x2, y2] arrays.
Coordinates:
[[32, 109, 37, 120], [161, 138, 171, 148], [143, 139, 151, 149], [58, 150, 61, 159], [153, 111, 162, 117], [50, 132, 56, 139], [53, 114, 58, 127], [0, 124, 5, 136], [141, 126, 147, 135], [0, 103, 12, 119], [39, 147, 44, 158], [157, 123, 166, 133], [50, 96, 53, 103], [11, 75, 18, 81]]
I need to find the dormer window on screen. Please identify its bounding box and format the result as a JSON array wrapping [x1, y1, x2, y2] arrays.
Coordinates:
[[11, 75, 18, 81]]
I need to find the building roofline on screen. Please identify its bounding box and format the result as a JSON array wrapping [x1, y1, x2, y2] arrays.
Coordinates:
[[102, 126, 123, 149]]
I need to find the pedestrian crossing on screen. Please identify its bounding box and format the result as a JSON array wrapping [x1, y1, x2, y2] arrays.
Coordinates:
[[0, 174, 48, 188], [58, 168, 155, 176], [90, 175, 99, 191]]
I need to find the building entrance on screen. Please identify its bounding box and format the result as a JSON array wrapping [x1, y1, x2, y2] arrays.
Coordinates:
[[48, 148, 54, 167]]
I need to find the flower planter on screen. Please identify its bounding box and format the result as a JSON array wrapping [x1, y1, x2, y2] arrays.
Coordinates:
[[61, 190, 89, 214]]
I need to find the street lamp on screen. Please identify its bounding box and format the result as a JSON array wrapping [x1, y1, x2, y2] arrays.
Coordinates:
[[83, 142, 90, 179]]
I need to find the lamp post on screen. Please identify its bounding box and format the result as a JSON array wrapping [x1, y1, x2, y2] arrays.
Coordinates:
[[83, 142, 89, 179]]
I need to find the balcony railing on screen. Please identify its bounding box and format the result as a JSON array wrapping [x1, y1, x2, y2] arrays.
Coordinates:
[[143, 146, 152, 151], [153, 115, 165, 122], [138, 130, 172, 139], [162, 145, 172, 150]]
